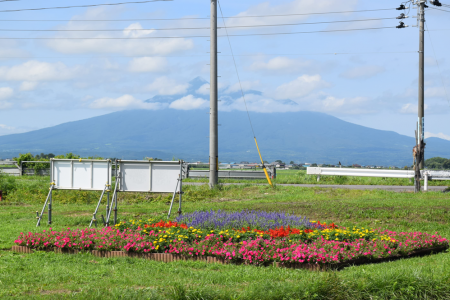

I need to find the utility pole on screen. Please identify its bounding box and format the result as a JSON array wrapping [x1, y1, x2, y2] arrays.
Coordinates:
[[209, 0, 218, 188], [418, 0, 425, 170], [410, 0, 426, 192]]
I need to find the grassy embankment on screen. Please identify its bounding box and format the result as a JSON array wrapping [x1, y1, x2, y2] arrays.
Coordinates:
[[1, 175, 450, 299]]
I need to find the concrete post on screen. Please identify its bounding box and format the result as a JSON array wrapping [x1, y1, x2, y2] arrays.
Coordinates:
[[209, 0, 218, 188]]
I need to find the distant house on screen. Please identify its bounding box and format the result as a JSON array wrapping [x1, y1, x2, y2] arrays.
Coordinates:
[[271, 162, 285, 168], [352, 164, 362, 168]]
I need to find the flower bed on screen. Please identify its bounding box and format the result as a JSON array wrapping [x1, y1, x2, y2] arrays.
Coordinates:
[[14, 211, 449, 268]]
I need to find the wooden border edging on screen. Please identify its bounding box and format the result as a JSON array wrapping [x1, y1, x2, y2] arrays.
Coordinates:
[[10, 245, 448, 271]]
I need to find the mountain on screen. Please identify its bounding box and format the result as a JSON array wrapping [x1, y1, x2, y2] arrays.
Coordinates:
[[0, 108, 449, 166]]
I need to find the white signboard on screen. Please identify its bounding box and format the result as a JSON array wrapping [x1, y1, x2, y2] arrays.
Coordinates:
[[52, 160, 111, 191], [119, 161, 181, 193]]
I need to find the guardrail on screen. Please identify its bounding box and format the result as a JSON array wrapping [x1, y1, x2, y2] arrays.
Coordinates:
[[307, 167, 450, 180], [307, 167, 416, 178], [187, 169, 275, 180]]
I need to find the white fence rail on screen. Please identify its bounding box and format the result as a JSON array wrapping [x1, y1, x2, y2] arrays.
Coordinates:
[[307, 167, 450, 180], [307, 167, 415, 178]]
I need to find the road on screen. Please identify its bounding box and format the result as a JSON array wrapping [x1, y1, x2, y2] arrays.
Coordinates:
[[184, 182, 448, 192]]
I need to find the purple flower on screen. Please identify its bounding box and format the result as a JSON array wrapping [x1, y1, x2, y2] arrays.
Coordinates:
[[175, 210, 316, 230]]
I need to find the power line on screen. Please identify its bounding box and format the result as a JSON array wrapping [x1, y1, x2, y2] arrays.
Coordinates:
[[428, 7, 450, 13], [0, 17, 397, 32], [218, 0, 255, 139], [0, 7, 396, 20], [0, 26, 396, 39], [425, 22, 450, 107], [0, 0, 171, 13], [221, 8, 397, 18], [0, 51, 417, 59]]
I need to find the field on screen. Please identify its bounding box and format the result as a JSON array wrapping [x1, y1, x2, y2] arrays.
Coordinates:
[[186, 169, 450, 186], [1, 175, 450, 299]]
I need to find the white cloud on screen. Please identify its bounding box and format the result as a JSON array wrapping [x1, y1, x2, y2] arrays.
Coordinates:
[[250, 57, 313, 73], [425, 87, 448, 98], [0, 87, 14, 110], [0, 87, 14, 100], [0, 124, 14, 130], [45, 12, 194, 56], [128, 57, 168, 73], [123, 23, 155, 38], [341, 65, 385, 79], [225, 0, 358, 28], [225, 81, 260, 94], [169, 95, 208, 110], [272, 75, 330, 100], [400, 103, 429, 114], [146, 77, 189, 95], [196, 83, 210, 95], [20, 81, 39, 91], [90, 94, 166, 110], [0, 61, 77, 82], [220, 93, 301, 113], [425, 132, 450, 141], [311, 96, 372, 114]]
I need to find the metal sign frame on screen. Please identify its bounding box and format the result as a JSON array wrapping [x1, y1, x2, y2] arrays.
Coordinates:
[[37, 159, 184, 228], [51, 159, 112, 191], [117, 160, 182, 193], [37, 159, 112, 227]]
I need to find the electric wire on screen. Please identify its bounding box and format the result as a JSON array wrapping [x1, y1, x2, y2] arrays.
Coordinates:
[[0, 26, 396, 39], [428, 7, 450, 13], [217, 0, 255, 138], [0, 0, 171, 13], [0, 51, 417, 59], [0, 17, 398, 32], [0, 7, 396, 21], [220, 8, 397, 18], [425, 22, 450, 107]]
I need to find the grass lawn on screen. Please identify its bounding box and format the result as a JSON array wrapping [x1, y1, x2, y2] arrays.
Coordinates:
[[1, 184, 450, 299]]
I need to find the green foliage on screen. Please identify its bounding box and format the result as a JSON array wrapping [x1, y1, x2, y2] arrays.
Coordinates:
[[425, 156, 450, 170], [55, 153, 80, 159], [0, 173, 17, 195], [13, 153, 50, 174]]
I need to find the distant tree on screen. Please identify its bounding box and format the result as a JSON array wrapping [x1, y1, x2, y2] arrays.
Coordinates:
[[289, 161, 295, 165], [425, 157, 449, 169], [444, 160, 450, 170], [275, 160, 283, 163], [311, 163, 318, 167], [403, 166, 409, 170]]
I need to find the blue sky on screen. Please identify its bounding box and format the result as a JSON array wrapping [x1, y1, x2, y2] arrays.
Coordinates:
[[0, 0, 449, 141]]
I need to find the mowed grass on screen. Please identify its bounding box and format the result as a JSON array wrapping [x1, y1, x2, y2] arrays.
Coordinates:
[[1, 184, 450, 299]]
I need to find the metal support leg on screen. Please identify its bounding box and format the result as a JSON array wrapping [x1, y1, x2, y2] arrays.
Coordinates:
[[106, 181, 118, 226], [168, 179, 180, 219], [114, 193, 118, 225], [90, 185, 107, 228], [424, 173, 428, 192], [317, 175, 320, 182], [178, 172, 183, 216], [48, 188, 52, 225], [106, 192, 110, 225], [36, 186, 53, 227]]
